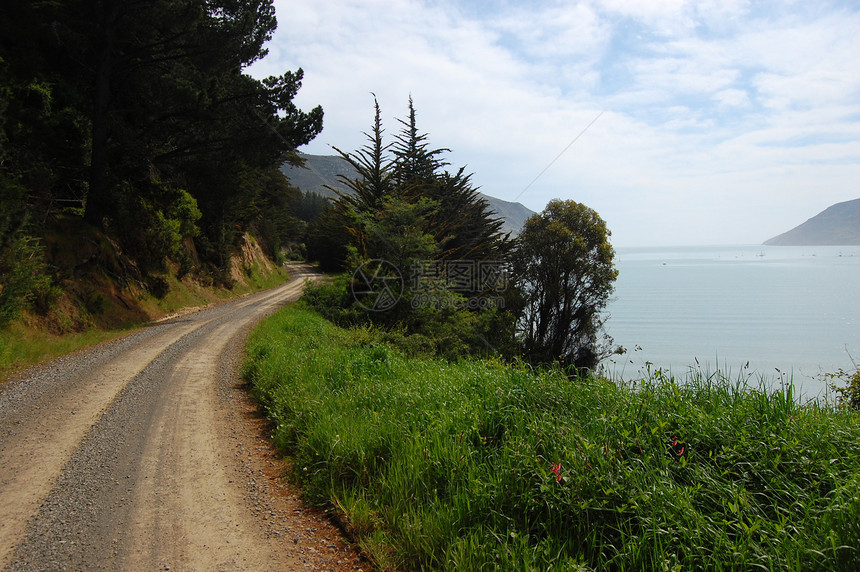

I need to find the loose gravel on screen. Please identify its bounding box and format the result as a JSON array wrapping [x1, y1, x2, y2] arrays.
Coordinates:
[[0, 265, 367, 571]]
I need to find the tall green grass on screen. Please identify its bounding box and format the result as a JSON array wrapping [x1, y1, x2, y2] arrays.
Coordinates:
[[244, 304, 860, 571]]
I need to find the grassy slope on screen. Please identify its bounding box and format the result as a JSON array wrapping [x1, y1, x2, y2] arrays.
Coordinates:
[[244, 304, 860, 571], [0, 224, 288, 383]]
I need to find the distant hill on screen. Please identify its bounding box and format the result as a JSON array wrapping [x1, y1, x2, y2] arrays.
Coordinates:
[[281, 154, 351, 200], [474, 193, 534, 237], [282, 154, 534, 235], [763, 198, 860, 246]]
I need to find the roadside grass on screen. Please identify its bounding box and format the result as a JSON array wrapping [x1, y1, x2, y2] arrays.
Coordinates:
[[0, 320, 138, 382], [244, 304, 860, 571], [239, 261, 290, 292], [0, 261, 289, 384]]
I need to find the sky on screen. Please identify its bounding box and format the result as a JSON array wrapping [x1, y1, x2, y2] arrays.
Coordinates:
[[248, 0, 860, 247]]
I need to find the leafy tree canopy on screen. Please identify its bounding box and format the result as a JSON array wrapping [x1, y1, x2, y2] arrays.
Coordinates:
[[510, 199, 618, 371]]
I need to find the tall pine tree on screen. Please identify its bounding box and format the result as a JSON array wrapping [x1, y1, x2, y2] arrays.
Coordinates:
[[319, 97, 508, 269], [0, 0, 322, 275]]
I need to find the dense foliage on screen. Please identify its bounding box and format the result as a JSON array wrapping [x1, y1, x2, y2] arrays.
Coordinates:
[[307, 96, 508, 272], [828, 356, 860, 411], [0, 0, 321, 322], [1, 1, 620, 365], [245, 305, 860, 571], [304, 101, 621, 366], [510, 199, 619, 370], [304, 97, 515, 359]]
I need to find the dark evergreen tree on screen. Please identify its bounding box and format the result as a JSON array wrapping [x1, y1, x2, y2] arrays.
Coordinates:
[[304, 97, 516, 359], [0, 0, 91, 220], [392, 96, 448, 190], [324, 96, 394, 260], [317, 97, 508, 269], [305, 202, 352, 272], [331, 96, 394, 213], [294, 192, 329, 223], [392, 98, 508, 263], [0, 0, 322, 280]]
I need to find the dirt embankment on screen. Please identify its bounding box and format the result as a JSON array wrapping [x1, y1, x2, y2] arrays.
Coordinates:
[[0, 265, 367, 571], [34, 216, 287, 335]]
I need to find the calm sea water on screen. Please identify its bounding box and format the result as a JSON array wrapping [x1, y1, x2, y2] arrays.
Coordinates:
[[602, 245, 860, 398]]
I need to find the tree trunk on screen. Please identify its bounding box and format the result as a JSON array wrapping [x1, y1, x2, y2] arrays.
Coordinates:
[[83, 2, 119, 228]]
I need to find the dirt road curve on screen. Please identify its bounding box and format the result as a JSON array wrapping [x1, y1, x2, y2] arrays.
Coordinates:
[[0, 264, 366, 571]]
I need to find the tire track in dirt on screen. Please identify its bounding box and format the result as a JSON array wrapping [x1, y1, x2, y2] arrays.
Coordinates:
[[0, 264, 366, 571]]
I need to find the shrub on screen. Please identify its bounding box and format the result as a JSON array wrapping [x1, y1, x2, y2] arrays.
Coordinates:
[[828, 362, 860, 411], [0, 234, 53, 326], [107, 181, 201, 273]]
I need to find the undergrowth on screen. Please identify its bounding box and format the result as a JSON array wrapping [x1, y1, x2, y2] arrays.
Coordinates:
[[244, 304, 860, 571]]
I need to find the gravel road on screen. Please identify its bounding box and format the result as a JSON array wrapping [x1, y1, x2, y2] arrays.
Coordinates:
[[0, 264, 366, 571]]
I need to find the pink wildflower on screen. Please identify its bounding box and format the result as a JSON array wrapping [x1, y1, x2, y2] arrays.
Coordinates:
[[550, 462, 562, 482]]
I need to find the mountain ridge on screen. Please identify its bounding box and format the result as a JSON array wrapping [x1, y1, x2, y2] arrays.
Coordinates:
[[282, 153, 535, 235], [764, 198, 860, 246]]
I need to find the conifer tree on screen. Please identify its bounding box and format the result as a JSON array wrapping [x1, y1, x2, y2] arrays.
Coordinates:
[[320, 97, 508, 268], [0, 0, 322, 277], [331, 96, 394, 213], [306, 97, 516, 358]]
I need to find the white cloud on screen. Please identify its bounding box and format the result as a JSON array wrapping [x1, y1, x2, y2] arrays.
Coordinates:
[[251, 0, 860, 246], [600, 0, 693, 34], [714, 88, 750, 109]]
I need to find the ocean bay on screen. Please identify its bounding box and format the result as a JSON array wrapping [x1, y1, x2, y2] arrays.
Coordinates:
[[603, 245, 860, 398]]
